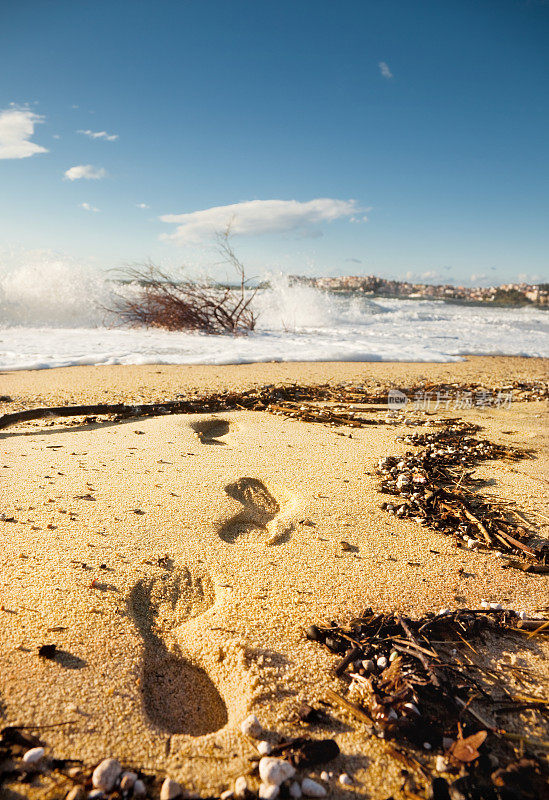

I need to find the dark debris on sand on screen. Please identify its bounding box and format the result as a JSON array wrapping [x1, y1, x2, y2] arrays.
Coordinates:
[[306, 607, 549, 799], [376, 420, 549, 570]]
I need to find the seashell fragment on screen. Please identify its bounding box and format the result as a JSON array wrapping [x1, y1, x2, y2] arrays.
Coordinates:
[[301, 778, 327, 797], [160, 778, 183, 800], [259, 757, 296, 786], [92, 759, 122, 792], [22, 746, 45, 764], [240, 713, 262, 738]]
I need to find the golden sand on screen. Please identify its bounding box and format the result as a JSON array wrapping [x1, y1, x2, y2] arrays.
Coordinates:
[[0, 357, 547, 797]]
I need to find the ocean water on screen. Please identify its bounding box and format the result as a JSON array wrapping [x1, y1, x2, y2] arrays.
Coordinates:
[[0, 259, 547, 371]]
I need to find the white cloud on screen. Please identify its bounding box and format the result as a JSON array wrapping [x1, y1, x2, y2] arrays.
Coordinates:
[[160, 198, 361, 243], [136, 202, 149, 209], [379, 61, 393, 79], [64, 164, 107, 181], [78, 129, 118, 141], [79, 202, 100, 212], [0, 107, 48, 159]]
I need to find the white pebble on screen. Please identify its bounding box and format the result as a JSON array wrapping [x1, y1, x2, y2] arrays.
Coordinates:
[[377, 656, 388, 668], [480, 599, 490, 609], [389, 650, 398, 661], [257, 740, 272, 755], [220, 791, 234, 800], [120, 772, 137, 792], [88, 791, 104, 800], [259, 785, 279, 800], [435, 755, 448, 772], [423, 742, 432, 750], [240, 713, 262, 738], [301, 778, 327, 797], [234, 776, 248, 797], [490, 602, 502, 610], [518, 611, 527, 620], [133, 779, 146, 797], [259, 757, 296, 786], [65, 788, 84, 800], [319, 771, 330, 781], [160, 778, 183, 800], [289, 782, 302, 799], [22, 746, 45, 764], [339, 773, 353, 785], [92, 759, 122, 792], [437, 608, 451, 616]]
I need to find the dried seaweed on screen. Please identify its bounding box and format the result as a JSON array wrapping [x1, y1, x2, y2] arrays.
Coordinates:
[[307, 608, 549, 797], [1, 380, 547, 431], [377, 421, 548, 567]]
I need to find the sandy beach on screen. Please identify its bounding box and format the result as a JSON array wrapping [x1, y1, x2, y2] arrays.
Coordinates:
[[1, 356, 548, 798]]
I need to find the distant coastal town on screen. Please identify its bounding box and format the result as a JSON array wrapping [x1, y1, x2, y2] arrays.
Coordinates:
[[289, 275, 549, 306]]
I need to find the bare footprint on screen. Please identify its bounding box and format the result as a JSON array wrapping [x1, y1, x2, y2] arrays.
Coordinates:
[[219, 477, 294, 545], [191, 417, 230, 445], [128, 566, 227, 735]]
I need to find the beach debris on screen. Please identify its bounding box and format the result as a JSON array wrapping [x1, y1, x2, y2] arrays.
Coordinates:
[[376, 421, 548, 567], [267, 736, 340, 768], [300, 777, 327, 797], [234, 775, 249, 797], [307, 606, 549, 797], [38, 643, 57, 659], [3, 379, 546, 432], [22, 745, 45, 764], [258, 756, 296, 785], [160, 777, 183, 799], [92, 758, 123, 792], [241, 713, 263, 738]]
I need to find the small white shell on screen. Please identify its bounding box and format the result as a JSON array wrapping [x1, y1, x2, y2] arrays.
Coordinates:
[[259, 757, 296, 786], [234, 776, 248, 798], [240, 713, 262, 738], [259, 784, 279, 800], [92, 759, 122, 792], [435, 755, 448, 772], [289, 782, 302, 799], [22, 747, 45, 764], [301, 778, 327, 797], [160, 778, 183, 800], [120, 772, 137, 792]]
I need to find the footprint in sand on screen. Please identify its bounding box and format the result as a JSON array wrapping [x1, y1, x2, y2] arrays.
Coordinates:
[[128, 566, 227, 735], [191, 417, 231, 445], [218, 476, 294, 546]]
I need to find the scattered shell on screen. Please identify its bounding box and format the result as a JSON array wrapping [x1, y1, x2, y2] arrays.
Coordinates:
[[22, 746, 45, 764], [120, 772, 137, 792], [234, 776, 248, 797], [257, 740, 272, 755], [259, 784, 279, 800], [259, 757, 296, 786], [435, 755, 448, 772], [301, 778, 327, 797], [160, 778, 183, 800], [240, 713, 262, 738], [92, 759, 122, 792], [66, 787, 85, 800]]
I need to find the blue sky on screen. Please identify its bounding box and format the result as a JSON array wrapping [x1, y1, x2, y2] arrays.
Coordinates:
[[1, 0, 548, 285]]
